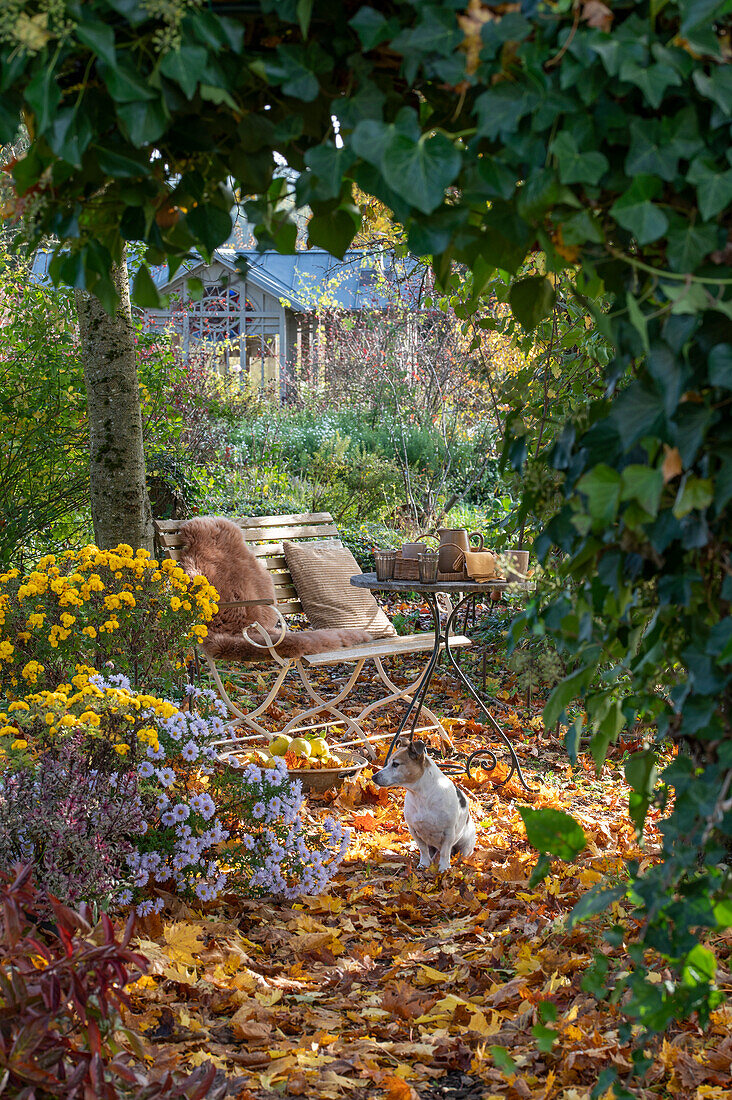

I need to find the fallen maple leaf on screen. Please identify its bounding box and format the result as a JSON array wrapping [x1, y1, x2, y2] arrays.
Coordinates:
[[351, 811, 379, 832], [381, 981, 436, 1021], [382, 1075, 419, 1100]]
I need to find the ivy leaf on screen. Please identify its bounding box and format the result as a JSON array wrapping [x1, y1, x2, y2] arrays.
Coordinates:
[[117, 99, 169, 147], [302, 144, 355, 202], [681, 944, 717, 986], [673, 475, 714, 518], [508, 275, 556, 330], [185, 204, 232, 253], [610, 383, 666, 448], [349, 7, 398, 51], [544, 664, 596, 728], [351, 118, 393, 168], [159, 45, 209, 100], [307, 204, 361, 258], [132, 263, 162, 308], [532, 1023, 558, 1054], [46, 105, 93, 168], [381, 131, 461, 215], [296, 0, 314, 37], [263, 46, 322, 101], [551, 131, 608, 185], [519, 806, 587, 861], [625, 119, 679, 182], [96, 145, 148, 178], [24, 63, 62, 134], [577, 463, 622, 525], [666, 219, 720, 273], [100, 60, 157, 103], [76, 19, 117, 68], [687, 156, 732, 221], [490, 1045, 517, 1077], [620, 465, 664, 517], [471, 157, 517, 201], [625, 748, 660, 800], [709, 344, 732, 388], [568, 883, 626, 928], [619, 59, 681, 109], [610, 176, 668, 245], [391, 6, 462, 58], [625, 750, 658, 831], [474, 85, 537, 140], [693, 66, 732, 116]]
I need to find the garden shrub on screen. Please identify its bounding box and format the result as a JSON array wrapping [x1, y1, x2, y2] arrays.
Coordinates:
[[0, 675, 350, 913], [0, 863, 222, 1099], [0, 737, 146, 911], [309, 434, 404, 525], [0, 250, 90, 566], [338, 522, 402, 572], [0, 546, 218, 695]]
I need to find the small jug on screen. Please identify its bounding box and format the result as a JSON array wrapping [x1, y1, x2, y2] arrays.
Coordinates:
[[435, 527, 484, 573], [402, 532, 439, 559]]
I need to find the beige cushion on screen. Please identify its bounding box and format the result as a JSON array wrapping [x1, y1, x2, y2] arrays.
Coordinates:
[[283, 541, 397, 638]]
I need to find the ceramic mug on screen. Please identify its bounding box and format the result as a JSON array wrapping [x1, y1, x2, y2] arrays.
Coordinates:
[[504, 549, 530, 581]]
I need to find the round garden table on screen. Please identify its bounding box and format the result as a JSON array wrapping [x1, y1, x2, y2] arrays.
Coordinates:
[[350, 573, 536, 792]]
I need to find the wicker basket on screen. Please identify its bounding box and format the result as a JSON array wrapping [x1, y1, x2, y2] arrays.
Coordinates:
[[393, 552, 421, 581]]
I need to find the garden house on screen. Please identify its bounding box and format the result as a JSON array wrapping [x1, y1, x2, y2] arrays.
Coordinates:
[[143, 247, 414, 397]]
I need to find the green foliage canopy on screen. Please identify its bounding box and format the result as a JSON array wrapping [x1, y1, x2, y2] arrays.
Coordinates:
[[2, 0, 732, 1072]]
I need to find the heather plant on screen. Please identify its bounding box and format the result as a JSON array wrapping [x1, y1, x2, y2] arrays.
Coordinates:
[[0, 545, 218, 695], [0, 673, 350, 913], [0, 737, 146, 911]]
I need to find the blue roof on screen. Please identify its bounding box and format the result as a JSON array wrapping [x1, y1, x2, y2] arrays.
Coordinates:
[[155, 247, 421, 312], [27, 244, 423, 313]]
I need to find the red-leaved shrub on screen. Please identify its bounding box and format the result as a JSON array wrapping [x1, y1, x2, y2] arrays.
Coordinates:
[[0, 864, 224, 1099]]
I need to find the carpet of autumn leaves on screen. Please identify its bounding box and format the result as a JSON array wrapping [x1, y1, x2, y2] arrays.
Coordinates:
[[119, 605, 732, 1100]]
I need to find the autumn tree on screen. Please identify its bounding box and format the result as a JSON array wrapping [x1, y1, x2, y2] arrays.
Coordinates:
[[75, 256, 154, 553]]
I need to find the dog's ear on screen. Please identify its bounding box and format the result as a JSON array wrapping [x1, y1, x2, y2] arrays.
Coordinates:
[[408, 739, 426, 760]]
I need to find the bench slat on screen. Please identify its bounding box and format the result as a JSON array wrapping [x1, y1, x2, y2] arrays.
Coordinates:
[[301, 633, 471, 666], [272, 581, 298, 601], [276, 598, 303, 614], [249, 540, 339, 559], [244, 524, 340, 542], [241, 512, 334, 528]]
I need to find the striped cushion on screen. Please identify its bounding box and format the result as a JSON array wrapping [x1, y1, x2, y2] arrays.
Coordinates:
[[283, 541, 397, 639]]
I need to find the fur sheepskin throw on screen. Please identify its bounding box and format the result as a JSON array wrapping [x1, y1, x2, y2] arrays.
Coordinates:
[[179, 516, 373, 660]]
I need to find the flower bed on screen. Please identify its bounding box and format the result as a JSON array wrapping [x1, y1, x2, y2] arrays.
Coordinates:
[[0, 672, 350, 912], [0, 544, 218, 695]]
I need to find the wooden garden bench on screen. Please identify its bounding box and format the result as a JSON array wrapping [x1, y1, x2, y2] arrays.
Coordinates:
[[154, 512, 470, 758]]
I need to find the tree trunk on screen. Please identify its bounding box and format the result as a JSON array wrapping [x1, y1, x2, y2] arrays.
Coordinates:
[[75, 257, 154, 553]]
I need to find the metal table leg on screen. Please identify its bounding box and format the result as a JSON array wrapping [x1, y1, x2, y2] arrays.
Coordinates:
[[444, 595, 538, 793], [384, 593, 442, 763]]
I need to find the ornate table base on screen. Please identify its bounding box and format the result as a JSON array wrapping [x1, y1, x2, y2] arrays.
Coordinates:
[[349, 576, 536, 792]]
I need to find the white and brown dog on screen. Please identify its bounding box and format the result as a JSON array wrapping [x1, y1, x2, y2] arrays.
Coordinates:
[[373, 739, 476, 871]]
